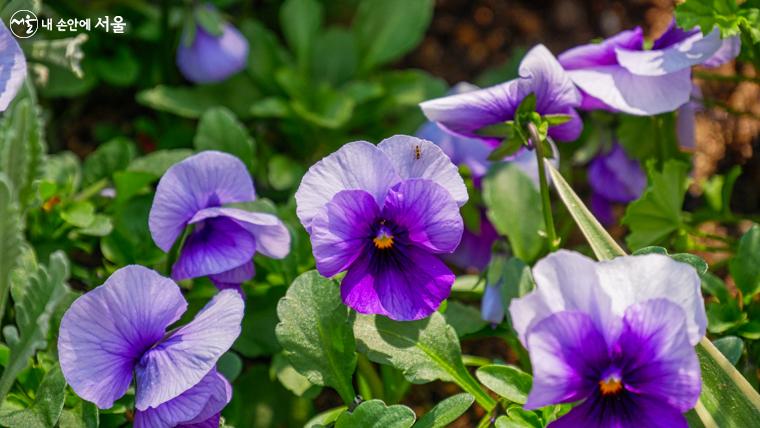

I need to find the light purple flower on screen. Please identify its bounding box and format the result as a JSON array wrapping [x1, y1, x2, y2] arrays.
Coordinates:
[[419, 45, 583, 146], [510, 251, 705, 427], [58, 266, 243, 427], [295, 135, 468, 320], [481, 283, 505, 325], [588, 144, 646, 226], [177, 6, 248, 84], [0, 21, 27, 111], [558, 20, 739, 115], [677, 85, 703, 150], [149, 151, 290, 290]]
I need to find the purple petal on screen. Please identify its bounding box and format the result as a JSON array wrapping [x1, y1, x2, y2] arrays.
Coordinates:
[[548, 393, 688, 428], [377, 135, 468, 207], [617, 299, 701, 411], [209, 261, 254, 289], [559, 27, 644, 69], [546, 108, 582, 142], [590, 193, 616, 227], [295, 141, 400, 232], [190, 207, 291, 259], [415, 121, 492, 179], [134, 369, 231, 428], [342, 247, 454, 320], [615, 28, 722, 76], [566, 65, 692, 115], [443, 213, 498, 271], [58, 266, 187, 409], [481, 284, 505, 324], [677, 87, 702, 149], [524, 310, 609, 409], [596, 254, 706, 346], [177, 23, 248, 84], [509, 250, 615, 346], [702, 36, 740, 67], [310, 189, 379, 277], [588, 144, 646, 203], [383, 179, 463, 253], [519, 44, 581, 114], [172, 216, 256, 280], [149, 151, 255, 252], [0, 22, 27, 112], [652, 21, 699, 50], [178, 414, 221, 428], [135, 290, 244, 410]]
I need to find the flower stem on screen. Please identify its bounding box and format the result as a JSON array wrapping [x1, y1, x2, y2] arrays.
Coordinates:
[[528, 123, 559, 251]]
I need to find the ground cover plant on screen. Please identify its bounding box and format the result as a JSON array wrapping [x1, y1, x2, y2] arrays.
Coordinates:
[[1, 0, 760, 427]]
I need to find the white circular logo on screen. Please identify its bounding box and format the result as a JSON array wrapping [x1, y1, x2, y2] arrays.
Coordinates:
[[9, 10, 38, 39]]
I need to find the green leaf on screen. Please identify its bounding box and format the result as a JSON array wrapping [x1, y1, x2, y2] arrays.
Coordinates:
[[113, 170, 156, 205], [713, 336, 744, 366], [487, 136, 523, 161], [0, 97, 46, 206], [729, 225, 760, 299], [354, 0, 434, 71], [78, 214, 113, 237], [413, 393, 473, 428], [60, 201, 95, 228], [290, 85, 355, 129], [217, 351, 243, 383], [495, 415, 533, 428], [496, 257, 535, 324], [515, 93, 536, 119], [0, 175, 23, 334], [58, 397, 98, 428], [0, 252, 70, 401], [311, 28, 358, 85], [43, 152, 81, 196], [280, 0, 323, 71], [194, 107, 256, 171], [550, 158, 760, 428], [0, 364, 66, 428], [633, 246, 708, 276], [442, 301, 486, 338], [268, 155, 304, 191], [476, 365, 532, 404], [543, 114, 572, 126], [275, 271, 356, 404], [82, 138, 136, 185], [476, 122, 514, 138], [305, 406, 348, 428], [544, 161, 625, 260], [194, 6, 224, 36], [94, 46, 139, 87], [352, 312, 496, 410], [335, 399, 415, 428], [483, 163, 545, 262], [127, 149, 193, 177], [622, 160, 689, 250], [676, 0, 743, 37], [239, 19, 290, 94], [271, 352, 318, 397]]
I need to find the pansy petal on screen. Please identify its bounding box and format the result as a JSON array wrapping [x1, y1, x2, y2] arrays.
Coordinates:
[[172, 216, 256, 280], [0, 22, 27, 112], [443, 213, 498, 271], [178, 413, 221, 428], [524, 311, 609, 409], [559, 27, 644, 69], [519, 44, 581, 113], [58, 266, 187, 409], [549, 393, 688, 428], [703, 35, 740, 67], [616, 28, 722, 76], [383, 179, 463, 253], [546, 108, 582, 142], [416, 121, 493, 179], [588, 144, 646, 203], [190, 207, 291, 259], [295, 141, 400, 232], [567, 65, 692, 115], [209, 261, 255, 286], [149, 151, 255, 252], [177, 23, 248, 84], [135, 290, 243, 410], [509, 250, 614, 345], [342, 247, 454, 320], [378, 135, 468, 206], [311, 190, 379, 277], [134, 369, 230, 428], [618, 299, 701, 411], [596, 254, 706, 345]]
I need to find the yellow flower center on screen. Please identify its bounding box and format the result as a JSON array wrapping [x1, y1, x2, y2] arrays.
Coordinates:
[[373, 233, 394, 250], [599, 376, 623, 396]]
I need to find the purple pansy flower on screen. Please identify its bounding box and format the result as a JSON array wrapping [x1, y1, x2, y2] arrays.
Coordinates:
[[58, 266, 243, 427], [149, 151, 290, 291], [177, 5, 248, 84], [510, 251, 705, 427], [588, 144, 646, 226], [295, 135, 468, 320], [0, 21, 27, 111], [558, 20, 739, 115], [419, 44, 583, 147]]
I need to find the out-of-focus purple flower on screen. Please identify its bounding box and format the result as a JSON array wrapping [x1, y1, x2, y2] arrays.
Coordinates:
[[481, 283, 505, 325], [295, 135, 468, 320], [510, 251, 705, 427], [588, 144, 645, 226], [149, 151, 290, 290], [677, 86, 704, 150], [177, 6, 248, 84], [58, 266, 243, 426], [558, 20, 739, 115], [420, 45, 582, 146], [0, 22, 27, 111]]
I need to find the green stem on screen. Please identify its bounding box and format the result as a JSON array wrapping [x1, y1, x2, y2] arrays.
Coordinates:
[[528, 123, 559, 251], [456, 369, 498, 411], [462, 355, 492, 367], [356, 355, 384, 401], [73, 178, 108, 202]]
